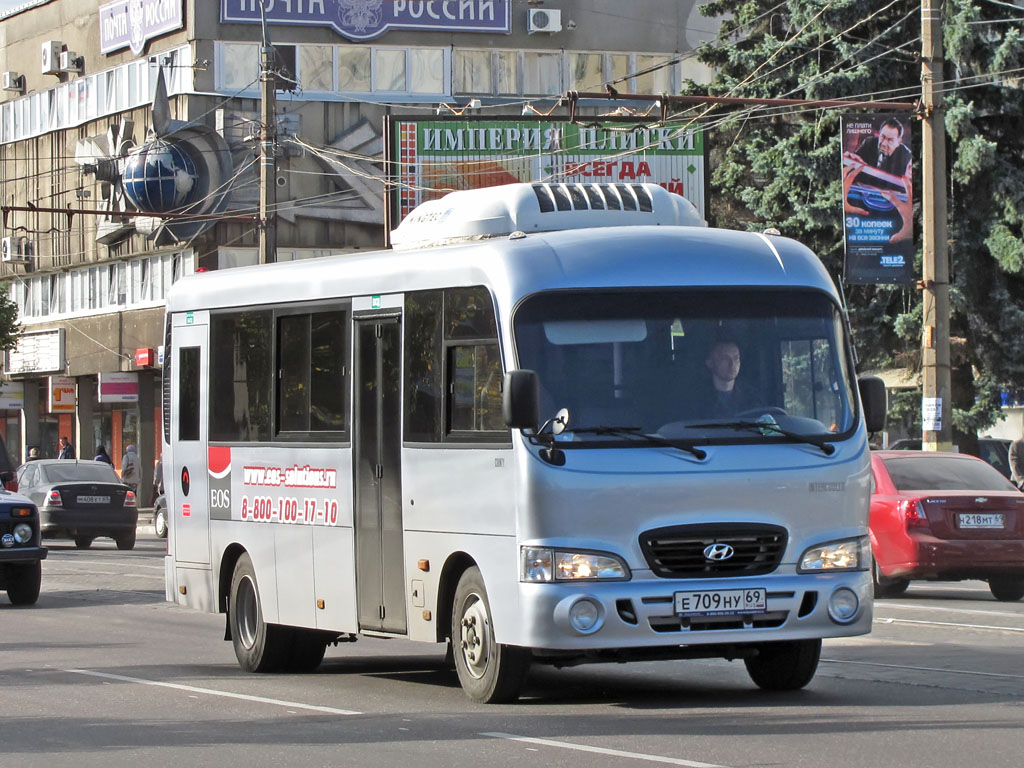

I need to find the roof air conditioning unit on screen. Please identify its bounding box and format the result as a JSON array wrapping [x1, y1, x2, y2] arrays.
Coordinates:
[[1, 236, 30, 264], [2, 72, 25, 94], [59, 51, 82, 74], [528, 8, 562, 34], [41, 41, 62, 75]]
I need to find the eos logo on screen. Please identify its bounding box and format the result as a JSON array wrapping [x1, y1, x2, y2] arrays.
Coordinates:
[[703, 543, 735, 561]]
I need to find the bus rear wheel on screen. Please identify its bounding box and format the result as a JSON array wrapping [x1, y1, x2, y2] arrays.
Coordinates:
[[451, 566, 530, 703], [229, 553, 289, 672], [744, 639, 821, 691]]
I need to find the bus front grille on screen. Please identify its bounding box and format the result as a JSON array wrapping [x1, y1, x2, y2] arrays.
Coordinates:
[[639, 523, 788, 578]]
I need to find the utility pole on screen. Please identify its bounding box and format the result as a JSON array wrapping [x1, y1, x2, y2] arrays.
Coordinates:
[[258, 1, 277, 265], [920, 0, 952, 451]]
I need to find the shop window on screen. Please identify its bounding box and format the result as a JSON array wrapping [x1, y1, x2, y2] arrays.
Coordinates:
[[221, 42, 260, 91], [635, 54, 674, 94], [570, 52, 603, 91], [455, 50, 491, 94], [496, 51, 518, 95], [375, 49, 406, 92], [299, 44, 334, 91], [409, 49, 444, 94], [609, 54, 631, 92], [523, 52, 562, 96], [337, 47, 371, 92]]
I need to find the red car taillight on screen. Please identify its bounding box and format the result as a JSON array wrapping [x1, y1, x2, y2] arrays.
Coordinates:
[[124, 490, 136, 508], [899, 498, 930, 530], [47, 489, 63, 507]]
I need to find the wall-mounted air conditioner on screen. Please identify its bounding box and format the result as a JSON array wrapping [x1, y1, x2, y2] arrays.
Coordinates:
[[2, 72, 25, 93], [1, 236, 30, 264], [528, 8, 562, 34], [41, 41, 62, 75], [59, 51, 82, 74]]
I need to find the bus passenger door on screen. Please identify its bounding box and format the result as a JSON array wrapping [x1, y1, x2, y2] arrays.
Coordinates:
[[354, 317, 406, 634], [170, 320, 210, 566]]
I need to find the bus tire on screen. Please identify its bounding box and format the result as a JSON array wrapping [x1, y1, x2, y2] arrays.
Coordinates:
[[6, 561, 42, 606], [451, 566, 530, 703], [744, 639, 821, 691], [284, 630, 328, 672], [229, 553, 288, 672]]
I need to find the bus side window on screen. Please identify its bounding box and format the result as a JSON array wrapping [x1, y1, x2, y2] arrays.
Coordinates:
[[277, 310, 348, 437], [179, 346, 200, 441], [404, 290, 443, 442]]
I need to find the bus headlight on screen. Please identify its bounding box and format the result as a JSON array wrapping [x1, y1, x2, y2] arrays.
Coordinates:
[[521, 547, 630, 582], [798, 536, 870, 572]]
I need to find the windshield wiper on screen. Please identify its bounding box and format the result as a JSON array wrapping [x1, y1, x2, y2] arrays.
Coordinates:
[[568, 425, 707, 460], [693, 420, 836, 456]]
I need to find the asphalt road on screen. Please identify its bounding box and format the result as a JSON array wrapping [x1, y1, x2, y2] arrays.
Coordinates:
[[3, 535, 1024, 768]]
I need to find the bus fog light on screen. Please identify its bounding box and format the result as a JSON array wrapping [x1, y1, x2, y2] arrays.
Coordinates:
[[569, 598, 601, 633], [828, 587, 859, 624], [554, 596, 605, 635]]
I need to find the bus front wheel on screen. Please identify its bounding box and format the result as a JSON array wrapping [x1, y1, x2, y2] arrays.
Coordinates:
[[229, 553, 288, 672], [451, 566, 530, 703], [744, 639, 821, 691]]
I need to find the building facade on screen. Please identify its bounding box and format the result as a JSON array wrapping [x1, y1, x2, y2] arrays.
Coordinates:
[[0, 0, 717, 503]]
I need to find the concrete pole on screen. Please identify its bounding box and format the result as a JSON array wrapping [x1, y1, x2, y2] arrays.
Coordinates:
[[920, 0, 952, 451]]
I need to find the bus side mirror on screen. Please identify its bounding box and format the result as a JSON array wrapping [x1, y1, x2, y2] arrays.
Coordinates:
[[858, 376, 887, 434], [503, 370, 540, 431]]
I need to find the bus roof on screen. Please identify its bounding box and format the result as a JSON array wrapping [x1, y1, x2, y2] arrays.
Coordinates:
[[166, 225, 837, 316]]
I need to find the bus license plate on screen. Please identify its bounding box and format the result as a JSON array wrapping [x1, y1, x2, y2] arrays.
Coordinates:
[[675, 588, 766, 617], [958, 513, 1004, 529]]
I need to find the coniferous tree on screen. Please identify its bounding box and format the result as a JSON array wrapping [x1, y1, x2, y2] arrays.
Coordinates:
[[688, 0, 1024, 446]]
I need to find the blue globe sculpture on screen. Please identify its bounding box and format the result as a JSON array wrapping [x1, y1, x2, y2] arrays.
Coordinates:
[[122, 139, 199, 213]]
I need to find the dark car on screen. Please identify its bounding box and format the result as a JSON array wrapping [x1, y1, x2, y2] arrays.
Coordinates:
[[0, 436, 46, 605], [870, 450, 1024, 601], [885, 437, 1013, 479], [153, 494, 168, 539], [17, 460, 138, 550]]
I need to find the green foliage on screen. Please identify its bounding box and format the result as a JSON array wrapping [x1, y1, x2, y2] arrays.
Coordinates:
[[688, 0, 1024, 438], [0, 284, 21, 353]]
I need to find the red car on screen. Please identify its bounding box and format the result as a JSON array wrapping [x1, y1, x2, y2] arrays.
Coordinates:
[[870, 450, 1024, 601]]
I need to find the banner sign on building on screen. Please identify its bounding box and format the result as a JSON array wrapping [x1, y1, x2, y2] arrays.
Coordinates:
[[49, 376, 76, 414], [221, 0, 511, 41], [100, 0, 185, 56], [0, 381, 24, 410], [98, 372, 140, 403], [387, 117, 706, 224], [4, 329, 65, 375], [841, 114, 915, 285]]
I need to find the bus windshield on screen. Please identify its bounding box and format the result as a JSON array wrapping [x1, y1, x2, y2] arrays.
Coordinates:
[[513, 288, 857, 445]]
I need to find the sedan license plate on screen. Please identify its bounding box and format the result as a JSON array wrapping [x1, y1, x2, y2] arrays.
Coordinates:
[[78, 495, 111, 504], [675, 588, 766, 617], [958, 512, 1004, 529]]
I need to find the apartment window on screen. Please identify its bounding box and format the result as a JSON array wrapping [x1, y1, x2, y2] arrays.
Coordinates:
[[609, 54, 631, 92], [635, 54, 674, 94]]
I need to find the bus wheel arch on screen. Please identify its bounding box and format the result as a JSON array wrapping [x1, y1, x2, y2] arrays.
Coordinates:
[[436, 552, 476, 644]]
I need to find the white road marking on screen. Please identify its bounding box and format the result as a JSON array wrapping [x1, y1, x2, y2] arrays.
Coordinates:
[[49, 558, 165, 571], [875, 601, 1024, 619], [875, 617, 1024, 632], [481, 732, 730, 767], [64, 668, 362, 715], [822, 659, 1024, 681]]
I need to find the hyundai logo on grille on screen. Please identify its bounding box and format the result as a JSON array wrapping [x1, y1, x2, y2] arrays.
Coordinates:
[[703, 543, 735, 561]]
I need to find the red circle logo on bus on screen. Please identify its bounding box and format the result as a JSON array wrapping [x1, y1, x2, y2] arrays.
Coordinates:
[[181, 466, 190, 496]]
